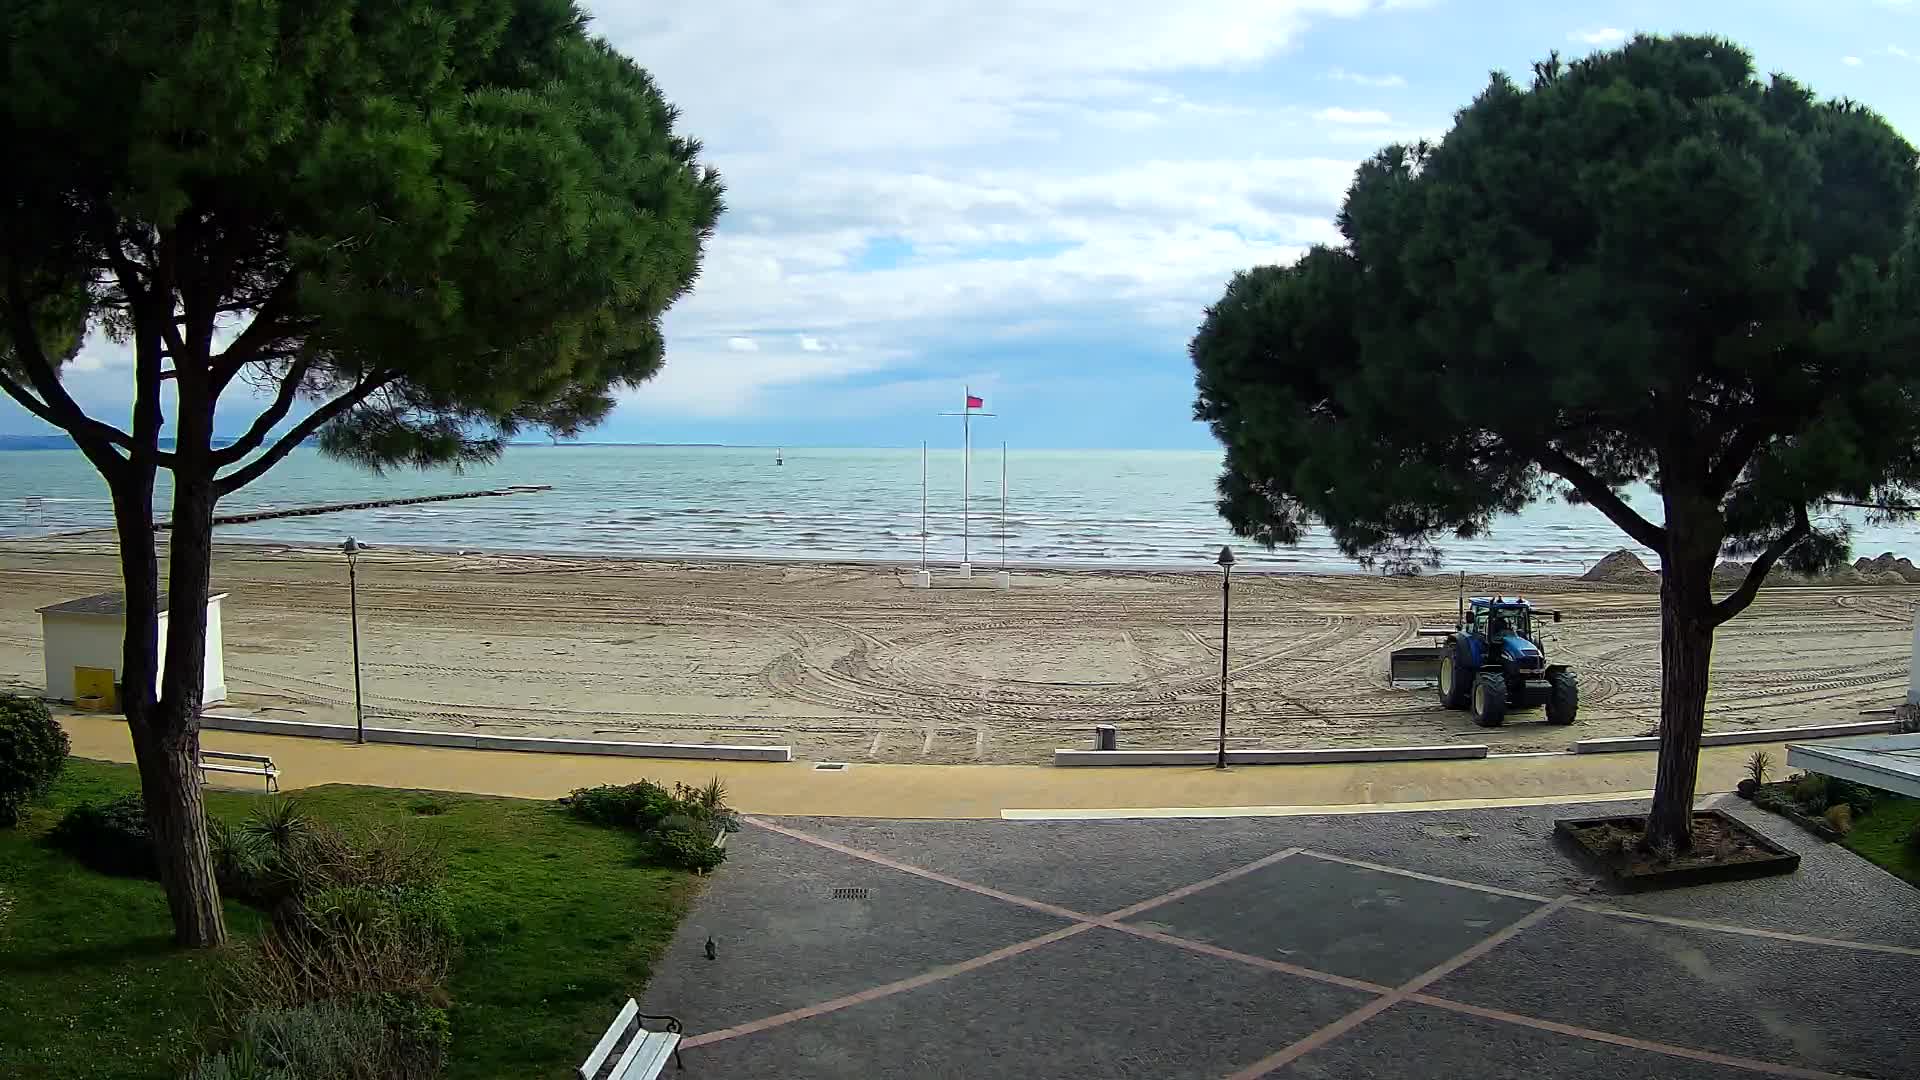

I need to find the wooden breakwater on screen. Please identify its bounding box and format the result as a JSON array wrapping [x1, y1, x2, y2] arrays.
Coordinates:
[[158, 485, 551, 530]]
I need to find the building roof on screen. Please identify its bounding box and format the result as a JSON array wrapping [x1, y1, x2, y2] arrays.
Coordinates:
[[1787, 732, 1920, 799], [36, 590, 229, 618]]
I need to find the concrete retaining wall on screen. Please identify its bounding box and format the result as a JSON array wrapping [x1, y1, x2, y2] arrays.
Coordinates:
[[200, 712, 792, 762], [1573, 719, 1897, 754], [1053, 744, 1488, 767]]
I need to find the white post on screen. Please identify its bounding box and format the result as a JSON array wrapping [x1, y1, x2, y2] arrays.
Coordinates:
[[915, 441, 930, 588], [1909, 609, 1920, 705], [961, 390, 972, 577], [996, 441, 1011, 590]]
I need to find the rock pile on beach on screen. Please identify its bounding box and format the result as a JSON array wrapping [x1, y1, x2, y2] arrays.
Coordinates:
[[1581, 547, 1920, 585], [1580, 549, 1659, 584], [1853, 552, 1920, 583]]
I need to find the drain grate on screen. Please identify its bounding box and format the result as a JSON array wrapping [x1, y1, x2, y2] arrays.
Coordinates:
[[831, 887, 871, 900], [814, 762, 848, 771]]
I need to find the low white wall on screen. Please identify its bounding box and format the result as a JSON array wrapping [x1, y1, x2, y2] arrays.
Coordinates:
[[1053, 744, 1489, 767], [200, 712, 792, 762], [1573, 719, 1897, 754]]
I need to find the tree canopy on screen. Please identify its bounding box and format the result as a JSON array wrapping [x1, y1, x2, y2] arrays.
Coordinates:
[[0, 0, 723, 945], [1192, 34, 1920, 848], [2, 0, 723, 483]]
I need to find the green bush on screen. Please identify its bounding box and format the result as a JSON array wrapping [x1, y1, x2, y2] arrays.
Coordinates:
[[1791, 772, 1830, 813], [644, 823, 727, 872], [560, 777, 738, 870], [0, 694, 69, 826], [559, 780, 681, 829], [1825, 777, 1879, 818], [188, 996, 446, 1080], [46, 794, 154, 877]]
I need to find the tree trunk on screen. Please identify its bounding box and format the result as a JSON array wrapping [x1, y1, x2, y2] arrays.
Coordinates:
[[1644, 547, 1718, 853]]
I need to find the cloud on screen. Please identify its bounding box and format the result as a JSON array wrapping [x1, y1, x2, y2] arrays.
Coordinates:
[[1569, 27, 1628, 47], [1316, 106, 1392, 125], [1843, 55, 1864, 66], [798, 336, 826, 352], [624, 339, 898, 417], [1886, 45, 1918, 60], [726, 336, 759, 352], [1328, 67, 1406, 87]]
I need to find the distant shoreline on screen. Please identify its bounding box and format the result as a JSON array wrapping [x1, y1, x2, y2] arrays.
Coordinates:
[[10, 529, 1607, 580]]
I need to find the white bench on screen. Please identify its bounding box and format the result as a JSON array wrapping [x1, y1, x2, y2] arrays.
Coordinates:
[[197, 749, 280, 793], [580, 998, 683, 1079]]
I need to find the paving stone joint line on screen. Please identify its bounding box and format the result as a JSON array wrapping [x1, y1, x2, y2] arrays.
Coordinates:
[[681, 817, 1884, 1080]]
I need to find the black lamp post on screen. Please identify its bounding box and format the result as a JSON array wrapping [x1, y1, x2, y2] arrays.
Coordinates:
[[1216, 545, 1235, 769], [341, 537, 366, 744]]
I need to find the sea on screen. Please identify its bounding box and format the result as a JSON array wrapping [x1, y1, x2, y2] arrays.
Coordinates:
[[0, 445, 1913, 573]]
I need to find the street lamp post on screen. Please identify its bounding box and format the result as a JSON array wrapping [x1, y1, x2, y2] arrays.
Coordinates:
[[1216, 545, 1235, 769], [341, 537, 366, 744]]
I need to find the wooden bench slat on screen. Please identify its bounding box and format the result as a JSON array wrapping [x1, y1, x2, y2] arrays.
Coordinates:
[[618, 1032, 680, 1080], [201, 750, 275, 764], [580, 998, 640, 1079], [199, 763, 276, 774]]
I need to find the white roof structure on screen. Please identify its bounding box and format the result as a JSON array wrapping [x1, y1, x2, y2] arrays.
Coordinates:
[[1787, 733, 1920, 798]]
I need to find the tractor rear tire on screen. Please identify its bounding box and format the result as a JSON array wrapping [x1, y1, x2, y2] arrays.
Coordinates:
[[1437, 644, 1470, 710], [1470, 670, 1507, 727], [1546, 669, 1579, 725]]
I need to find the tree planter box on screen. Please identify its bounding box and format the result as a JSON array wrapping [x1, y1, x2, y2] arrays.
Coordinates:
[[1555, 809, 1800, 890]]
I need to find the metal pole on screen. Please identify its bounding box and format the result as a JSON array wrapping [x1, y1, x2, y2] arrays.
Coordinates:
[[963, 398, 971, 567], [920, 441, 928, 569], [348, 553, 364, 744], [1000, 441, 1007, 569], [1217, 567, 1230, 769]]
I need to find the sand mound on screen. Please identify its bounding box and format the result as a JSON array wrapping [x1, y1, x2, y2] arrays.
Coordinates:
[[1581, 549, 1657, 584], [1853, 552, 1920, 583]]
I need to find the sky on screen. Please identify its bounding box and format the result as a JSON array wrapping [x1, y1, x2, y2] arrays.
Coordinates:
[[8, 1, 1920, 449]]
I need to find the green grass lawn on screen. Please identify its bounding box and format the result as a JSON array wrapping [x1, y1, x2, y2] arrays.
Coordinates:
[[1843, 793, 1920, 887], [0, 759, 699, 1080]]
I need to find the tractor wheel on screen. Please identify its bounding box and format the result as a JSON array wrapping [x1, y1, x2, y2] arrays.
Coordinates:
[[1546, 669, 1579, 725], [1437, 645, 1470, 710], [1470, 670, 1507, 727]]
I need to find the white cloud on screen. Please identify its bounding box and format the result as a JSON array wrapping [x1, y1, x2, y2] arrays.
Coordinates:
[[1328, 67, 1406, 87], [1843, 55, 1865, 66], [1570, 27, 1628, 47], [1886, 45, 1918, 60], [626, 339, 898, 417], [1316, 107, 1392, 125], [726, 336, 759, 352], [798, 335, 827, 352]]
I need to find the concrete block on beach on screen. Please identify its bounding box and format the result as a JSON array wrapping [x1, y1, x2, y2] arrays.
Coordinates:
[[1053, 744, 1489, 767], [1573, 719, 1897, 754], [200, 712, 793, 762]]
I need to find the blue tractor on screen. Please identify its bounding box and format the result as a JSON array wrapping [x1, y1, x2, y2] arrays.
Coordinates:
[[1435, 596, 1578, 727]]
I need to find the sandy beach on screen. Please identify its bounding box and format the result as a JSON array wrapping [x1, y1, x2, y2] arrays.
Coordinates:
[[1, 534, 1911, 763]]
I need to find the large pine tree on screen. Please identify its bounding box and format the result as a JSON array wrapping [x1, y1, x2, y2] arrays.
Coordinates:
[[1192, 36, 1920, 851], [0, 0, 723, 945]]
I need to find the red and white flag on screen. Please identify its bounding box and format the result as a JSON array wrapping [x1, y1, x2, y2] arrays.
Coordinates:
[[965, 392, 984, 409]]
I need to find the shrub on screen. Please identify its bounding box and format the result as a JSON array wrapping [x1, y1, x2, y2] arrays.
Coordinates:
[[1791, 772, 1829, 814], [1824, 803, 1854, 836], [188, 996, 446, 1080], [0, 694, 69, 826], [1745, 750, 1773, 787], [560, 781, 680, 829], [1825, 777, 1878, 819], [210, 818, 281, 905], [1909, 821, 1920, 855], [47, 794, 154, 877], [644, 824, 727, 873], [244, 798, 310, 851]]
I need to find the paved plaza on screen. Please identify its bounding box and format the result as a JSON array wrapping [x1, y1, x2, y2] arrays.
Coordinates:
[[643, 797, 1920, 1078]]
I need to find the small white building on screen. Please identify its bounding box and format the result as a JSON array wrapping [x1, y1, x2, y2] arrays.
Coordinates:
[[38, 590, 228, 706]]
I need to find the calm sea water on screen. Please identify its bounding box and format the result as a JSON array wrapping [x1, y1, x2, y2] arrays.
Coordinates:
[[0, 445, 1912, 573]]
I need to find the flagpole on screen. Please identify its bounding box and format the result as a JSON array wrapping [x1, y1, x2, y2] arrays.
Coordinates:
[[920, 441, 928, 569], [1000, 441, 1007, 569], [963, 386, 971, 571]]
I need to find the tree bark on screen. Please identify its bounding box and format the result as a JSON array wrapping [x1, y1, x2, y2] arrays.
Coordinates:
[[1644, 542, 1718, 853], [141, 382, 228, 948]]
